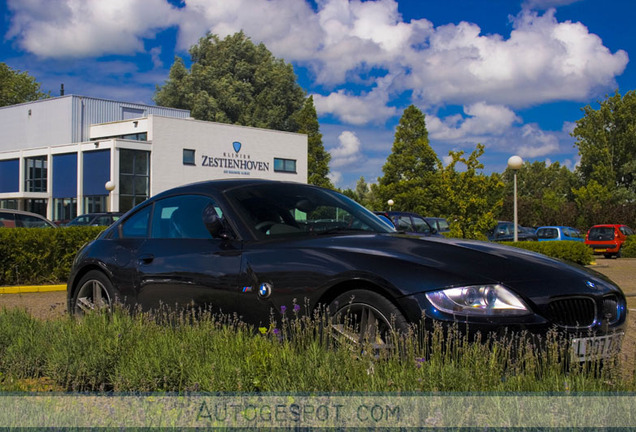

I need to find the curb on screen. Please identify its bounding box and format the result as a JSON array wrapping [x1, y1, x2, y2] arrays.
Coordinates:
[[0, 285, 66, 294]]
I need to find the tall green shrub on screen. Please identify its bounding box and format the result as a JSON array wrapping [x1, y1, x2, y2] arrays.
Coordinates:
[[0, 227, 104, 285]]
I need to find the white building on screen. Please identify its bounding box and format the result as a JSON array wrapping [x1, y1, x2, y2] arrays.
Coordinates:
[[0, 95, 308, 221]]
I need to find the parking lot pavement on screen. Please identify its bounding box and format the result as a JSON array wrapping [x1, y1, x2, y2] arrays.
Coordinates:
[[588, 258, 636, 309]]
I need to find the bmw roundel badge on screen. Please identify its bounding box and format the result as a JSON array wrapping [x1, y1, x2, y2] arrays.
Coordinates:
[[258, 283, 272, 298]]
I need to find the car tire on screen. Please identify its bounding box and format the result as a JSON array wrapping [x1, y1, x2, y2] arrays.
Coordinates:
[[71, 270, 120, 315], [328, 289, 409, 349]]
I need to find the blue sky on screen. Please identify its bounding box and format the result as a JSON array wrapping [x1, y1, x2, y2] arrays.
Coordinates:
[[1, 0, 633, 189]]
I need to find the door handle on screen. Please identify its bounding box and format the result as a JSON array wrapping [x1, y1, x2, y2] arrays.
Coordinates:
[[138, 254, 154, 265]]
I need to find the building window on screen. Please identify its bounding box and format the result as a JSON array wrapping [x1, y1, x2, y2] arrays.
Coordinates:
[[83, 196, 107, 213], [274, 158, 297, 173], [91, 132, 147, 141], [0, 199, 18, 210], [25, 156, 48, 192], [25, 199, 47, 217], [54, 198, 77, 223], [183, 149, 195, 165], [119, 149, 150, 212]]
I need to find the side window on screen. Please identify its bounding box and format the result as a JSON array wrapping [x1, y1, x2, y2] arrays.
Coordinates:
[[396, 216, 414, 231], [121, 205, 151, 238], [17, 214, 50, 228], [0, 212, 16, 228], [150, 195, 219, 239], [94, 216, 112, 226], [411, 216, 432, 234], [540, 228, 557, 239]]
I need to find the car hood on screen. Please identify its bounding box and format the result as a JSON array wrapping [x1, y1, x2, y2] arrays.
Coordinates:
[[266, 232, 622, 298]]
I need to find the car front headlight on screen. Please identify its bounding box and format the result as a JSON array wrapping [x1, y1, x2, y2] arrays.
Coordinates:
[[425, 284, 531, 316]]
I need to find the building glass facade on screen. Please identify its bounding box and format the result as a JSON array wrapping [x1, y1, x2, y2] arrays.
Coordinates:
[[25, 156, 48, 192], [119, 149, 150, 212]]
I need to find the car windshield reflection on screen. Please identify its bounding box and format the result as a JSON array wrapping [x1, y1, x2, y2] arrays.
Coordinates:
[[225, 182, 395, 238]]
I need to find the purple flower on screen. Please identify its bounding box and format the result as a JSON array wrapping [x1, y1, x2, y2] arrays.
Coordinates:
[[293, 304, 300, 313], [280, 305, 287, 314], [273, 328, 280, 335], [415, 357, 426, 368]]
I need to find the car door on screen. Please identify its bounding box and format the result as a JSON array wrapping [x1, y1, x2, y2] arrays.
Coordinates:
[[134, 194, 242, 313]]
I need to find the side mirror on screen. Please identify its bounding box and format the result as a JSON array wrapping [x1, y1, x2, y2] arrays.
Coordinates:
[[203, 205, 229, 240]]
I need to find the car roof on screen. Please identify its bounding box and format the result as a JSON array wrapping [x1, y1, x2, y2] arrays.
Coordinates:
[[536, 226, 574, 229], [385, 211, 425, 217], [589, 224, 627, 228], [152, 179, 307, 198], [0, 209, 48, 218]]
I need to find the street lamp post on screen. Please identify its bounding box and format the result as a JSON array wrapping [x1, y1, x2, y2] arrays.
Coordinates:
[[507, 155, 523, 242], [387, 199, 394, 211], [105, 181, 116, 212]]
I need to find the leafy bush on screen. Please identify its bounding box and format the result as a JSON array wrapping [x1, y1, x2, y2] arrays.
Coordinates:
[[500, 240, 593, 265], [0, 227, 105, 286], [622, 236, 636, 258]]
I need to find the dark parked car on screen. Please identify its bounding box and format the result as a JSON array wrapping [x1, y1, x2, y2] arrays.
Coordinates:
[[488, 221, 538, 242], [67, 180, 626, 360], [66, 212, 123, 227], [0, 209, 57, 228], [585, 224, 634, 259], [373, 211, 438, 236]]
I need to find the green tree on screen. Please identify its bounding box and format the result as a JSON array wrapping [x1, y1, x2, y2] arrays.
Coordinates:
[[154, 32, 306, 132], [438, 144, 503, 239], [375, 105, 441, 214], [500, 161, 580, 227], [296, 96, 332, 188], [572, 90, 636, 194], [0, 63, 49, 107]]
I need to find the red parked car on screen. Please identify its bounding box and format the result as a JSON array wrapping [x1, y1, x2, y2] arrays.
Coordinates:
[[585, 224, 634, 258]]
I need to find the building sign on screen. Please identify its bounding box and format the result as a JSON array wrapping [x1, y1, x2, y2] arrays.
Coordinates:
[[200, 141, 270, 176]]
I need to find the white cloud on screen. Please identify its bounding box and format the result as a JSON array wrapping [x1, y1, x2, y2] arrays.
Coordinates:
[[4, 0, 628, 169], [312, 77, 398, 125], [406, 9, 628, 109], [516, 123, 560, 157], [428, 103, 521, 142], [329, 130, 363, 168], [522, 0, 582, 11], [6, 1, 627, 119], [6, 0, 181, 58]]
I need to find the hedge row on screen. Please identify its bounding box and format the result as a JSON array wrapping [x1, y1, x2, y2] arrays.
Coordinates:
[[622, 236, 636, 258], [500, 240, 593, 265], [0, 227, 105, 286]]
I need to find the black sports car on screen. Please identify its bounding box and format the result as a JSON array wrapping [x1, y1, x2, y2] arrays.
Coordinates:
[[67, 180, 626, 360]]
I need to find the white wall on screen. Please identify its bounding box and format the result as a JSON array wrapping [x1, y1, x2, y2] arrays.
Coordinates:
[[149, 116, 308, 195], [0, 98, 73, 152]]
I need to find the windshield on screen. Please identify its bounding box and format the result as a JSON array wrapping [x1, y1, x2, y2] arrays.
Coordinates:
[[589, 227, 615, 241], [225, 183, 395, 238]]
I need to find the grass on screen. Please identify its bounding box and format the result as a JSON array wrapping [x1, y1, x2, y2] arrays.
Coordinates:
[[0, 305, 633, 393]]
